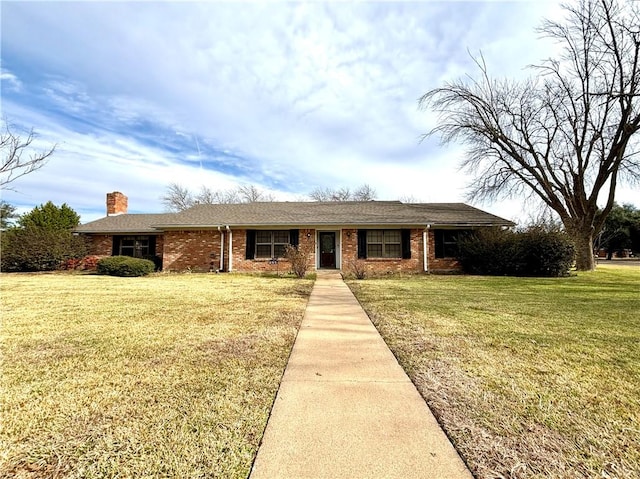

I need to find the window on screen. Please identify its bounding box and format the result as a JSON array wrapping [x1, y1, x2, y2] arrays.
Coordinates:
[[367, 230, 402, 258], [434, 230, 470, 258], [113, 236, 154, 258], [358, 229, 411, 260], [255, 230, 290, 258]]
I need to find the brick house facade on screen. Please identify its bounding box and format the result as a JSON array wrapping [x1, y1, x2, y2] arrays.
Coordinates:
[[76, 192, 513, 274]]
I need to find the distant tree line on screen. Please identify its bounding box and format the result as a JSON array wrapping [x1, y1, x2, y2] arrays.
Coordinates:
[[161, 183, 378, 212], [597, 203, 640, 258]]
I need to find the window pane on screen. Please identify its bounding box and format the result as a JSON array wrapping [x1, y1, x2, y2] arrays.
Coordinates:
[[274, 245, 286, 258], [385, 244, 401, 258], [256, 245, 271, 258], [256, 231, 271, 243], [384, 230, 401, 243], [367, 244, 383, 257], [443, 244, 459, 258], [273, 231, 289, 243], [368, 230, 383, 243], [443, 231, 458, 243]]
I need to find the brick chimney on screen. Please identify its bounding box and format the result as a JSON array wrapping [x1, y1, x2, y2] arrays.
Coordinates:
[[106, 192, 128, 216]]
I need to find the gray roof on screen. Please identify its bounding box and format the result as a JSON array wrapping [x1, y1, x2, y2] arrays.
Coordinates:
[[76, 201, 514, 234], [74, 213, 178, 234]]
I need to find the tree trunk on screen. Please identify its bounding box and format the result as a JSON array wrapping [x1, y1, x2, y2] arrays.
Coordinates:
[[572, 229, 596, 271]]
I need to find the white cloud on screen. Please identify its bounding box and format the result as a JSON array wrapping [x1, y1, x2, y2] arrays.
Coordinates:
[[2, 0, 633, 227]]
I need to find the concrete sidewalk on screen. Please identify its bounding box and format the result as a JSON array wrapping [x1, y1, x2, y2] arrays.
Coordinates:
[[249, 272, 473, 479]]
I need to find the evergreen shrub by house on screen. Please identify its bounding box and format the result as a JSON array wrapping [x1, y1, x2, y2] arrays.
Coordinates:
[[0, 227, 87, 272], [97, 256, 155, 277], [459, 227, 575, 277]]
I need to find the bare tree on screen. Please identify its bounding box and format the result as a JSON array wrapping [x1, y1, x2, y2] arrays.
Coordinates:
[[161, 182, 275, 212], [420, 0, 640, 271], [161, 183, 193, 212], [309, 184, 377, 201], [1, 122, 56, 189], [238, 184, 275, 202], [353, 184, 377, 201]]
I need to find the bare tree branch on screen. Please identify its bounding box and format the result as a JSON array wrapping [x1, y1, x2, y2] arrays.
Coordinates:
[[308, 184, 377, 201], [420, 0, 640, 270], [161, 183, 275, 212], [1, 122, 56, 190]]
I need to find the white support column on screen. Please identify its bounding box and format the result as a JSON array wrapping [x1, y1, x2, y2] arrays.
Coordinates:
[[423, 225, 431, 272], [218, 226, 224, 271], [227, 226, 233, 272]]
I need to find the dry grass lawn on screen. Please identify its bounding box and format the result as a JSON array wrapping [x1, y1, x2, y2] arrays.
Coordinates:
[[348, 265, 639, 479], [1, 273, 313, 478]]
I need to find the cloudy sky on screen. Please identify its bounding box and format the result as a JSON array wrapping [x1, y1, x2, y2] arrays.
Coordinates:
[[2, 0, 635, 224]]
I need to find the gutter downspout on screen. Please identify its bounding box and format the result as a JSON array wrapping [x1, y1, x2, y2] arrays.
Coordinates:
[[423, 225, 431, 273], [226, 226, 233, 272], [217, 226, 224, 272]]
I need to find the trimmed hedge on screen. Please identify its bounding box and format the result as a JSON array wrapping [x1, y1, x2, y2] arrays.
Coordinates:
[[97, 256, 155, 277], [0, 227, 88, 272], [459, 227, 575, 277]]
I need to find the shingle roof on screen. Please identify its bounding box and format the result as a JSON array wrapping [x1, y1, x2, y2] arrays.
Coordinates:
[[75, 201, 514, 234], [74, 213, 178, 234]]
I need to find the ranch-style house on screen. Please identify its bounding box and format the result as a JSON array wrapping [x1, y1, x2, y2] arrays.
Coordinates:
[[75, 192, 515, 274]]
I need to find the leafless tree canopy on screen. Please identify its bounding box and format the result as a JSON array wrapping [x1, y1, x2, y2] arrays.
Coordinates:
[[420, 0, 640, 270], [309, 184, 377, 201], [161, 183, 275, 212], [1, 122, 56, 189]]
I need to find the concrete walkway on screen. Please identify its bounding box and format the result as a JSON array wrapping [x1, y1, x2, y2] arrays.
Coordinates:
[[249, 271, 473, 479]]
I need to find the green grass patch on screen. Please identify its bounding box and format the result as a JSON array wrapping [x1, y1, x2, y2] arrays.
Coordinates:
[[1, 273, 313, 478], [348, 265, 639, 479]]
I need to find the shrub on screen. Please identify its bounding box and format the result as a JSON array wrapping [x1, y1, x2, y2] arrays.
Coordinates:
[[80, 255, 101, 271], [283, 242, 313, 278], [61, 258, 82, 270], [97, 256, 155, 277], [0, 227, 88, 272], [60, 255, 102, 271], [347, 259, 368, 279], [143, 254, 163, 271], [457, 228, 519, 276], [517, 226, 575, 277], [459, 227, 575, 277]]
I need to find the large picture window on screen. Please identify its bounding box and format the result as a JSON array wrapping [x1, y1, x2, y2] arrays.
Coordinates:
[[434, 230, 470, 258], [255, 230, 290, 258]]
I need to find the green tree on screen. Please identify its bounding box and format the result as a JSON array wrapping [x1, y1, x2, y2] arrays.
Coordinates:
[[1, 201, 86, 272], [18, 201, 80, 230], [0, 200, 18, 229], [420, 0, 640, 270], [598, 203, 640, 258]]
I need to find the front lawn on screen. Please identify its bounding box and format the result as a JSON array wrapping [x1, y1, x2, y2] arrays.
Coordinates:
[[0, 273, 313, 478], [348, 266, 639, 479]]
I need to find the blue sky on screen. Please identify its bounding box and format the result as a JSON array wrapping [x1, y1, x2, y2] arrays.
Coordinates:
[[2, 0, 635, 223]]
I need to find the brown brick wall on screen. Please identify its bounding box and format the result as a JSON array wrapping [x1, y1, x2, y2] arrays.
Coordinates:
[[341, 229, 425, 275], [163, 230, 222, 272], [231, 228, 317, 273], [87, 235, 113, 256]]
